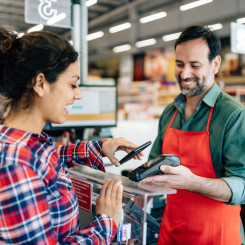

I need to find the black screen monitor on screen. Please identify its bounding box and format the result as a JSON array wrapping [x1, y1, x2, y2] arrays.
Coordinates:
[[46, 85, 117, 130]]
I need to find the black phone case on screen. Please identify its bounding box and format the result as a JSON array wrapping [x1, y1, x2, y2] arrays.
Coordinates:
[[119, 141, 152, 164], [128, 154, 180, 182]]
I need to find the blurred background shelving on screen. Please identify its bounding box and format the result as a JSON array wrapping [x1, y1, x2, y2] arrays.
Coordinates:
[[216, 76, 245, 105]]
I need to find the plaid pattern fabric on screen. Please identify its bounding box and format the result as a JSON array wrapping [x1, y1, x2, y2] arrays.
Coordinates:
[[0, 126, 116, 244]]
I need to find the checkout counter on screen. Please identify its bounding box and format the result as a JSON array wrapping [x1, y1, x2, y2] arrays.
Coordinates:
[[68, 165, 176, 245]]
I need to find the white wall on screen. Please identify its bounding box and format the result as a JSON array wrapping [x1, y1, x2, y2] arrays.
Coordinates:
[[104, 119, 159, 175]]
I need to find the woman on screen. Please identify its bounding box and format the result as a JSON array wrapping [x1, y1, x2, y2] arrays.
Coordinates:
[[0, 27, 141, 244]]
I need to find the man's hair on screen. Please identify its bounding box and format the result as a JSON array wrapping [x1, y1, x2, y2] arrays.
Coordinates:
[[175, 25, 221, 62]]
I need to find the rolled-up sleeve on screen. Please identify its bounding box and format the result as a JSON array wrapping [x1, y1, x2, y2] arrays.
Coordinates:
[[222, 108, 245, 205]]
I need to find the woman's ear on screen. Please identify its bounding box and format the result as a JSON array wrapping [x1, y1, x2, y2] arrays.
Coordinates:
[[33, 73, 47, 97]]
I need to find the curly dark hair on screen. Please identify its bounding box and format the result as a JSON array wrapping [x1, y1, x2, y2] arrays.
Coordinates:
[[0, 27, 78, 111]]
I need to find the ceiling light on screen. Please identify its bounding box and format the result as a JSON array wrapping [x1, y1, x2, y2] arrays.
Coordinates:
[[47, 13, 66, 25], [162, 32, 181, 42], [109, 22, 131, 33], [140, 11, 167, 24], [208, 23, 223, 31], [27, 24, 44, 33], [135, 38, 156, 48], [86, 31, 104, 41], [237, 17, 245, 24], [86, 0, 97, 7], [113, 44, 131, 53], [180, 0, 213, 11]]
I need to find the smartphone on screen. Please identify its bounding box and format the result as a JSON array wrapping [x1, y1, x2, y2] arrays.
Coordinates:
[[119, 141, 152, 164], [128, 154, 180, 182]]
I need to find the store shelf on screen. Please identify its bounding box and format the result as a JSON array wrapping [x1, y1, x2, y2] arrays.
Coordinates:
[[214, 75, 245, 105], [225, 88, 245, 95], [216, 76, 245, 85], [117, 80, 180, 119], [157, 90, 180, 96], [118, 94, 154, 104], [157, 88, 180, 105]]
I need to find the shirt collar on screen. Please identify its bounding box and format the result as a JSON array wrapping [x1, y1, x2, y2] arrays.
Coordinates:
[[202, 82, 221, 107]]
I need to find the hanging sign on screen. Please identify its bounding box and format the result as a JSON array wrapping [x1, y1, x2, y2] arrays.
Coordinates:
[[25, 0, 71, 28], [231, 22, 245, 55]]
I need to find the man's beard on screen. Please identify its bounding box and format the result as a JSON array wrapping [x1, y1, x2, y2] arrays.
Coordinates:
[[177, 74, 212, 97]]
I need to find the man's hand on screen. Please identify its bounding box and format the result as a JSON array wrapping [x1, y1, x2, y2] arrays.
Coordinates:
[[102, 137, 143, 167], [96, 179, 123, 227], [142, 165, 232, 203], [142, 165, 197, 189]]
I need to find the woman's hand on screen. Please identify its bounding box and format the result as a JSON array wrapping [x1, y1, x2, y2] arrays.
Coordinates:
[[96, 179, 123, 227], [102, 137, 143, 166]]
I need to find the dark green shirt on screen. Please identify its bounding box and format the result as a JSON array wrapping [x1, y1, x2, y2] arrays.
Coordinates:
[[149, 82, 245, 205]]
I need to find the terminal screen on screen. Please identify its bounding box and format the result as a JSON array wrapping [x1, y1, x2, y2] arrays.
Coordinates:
[[51, 85, 117, 128]]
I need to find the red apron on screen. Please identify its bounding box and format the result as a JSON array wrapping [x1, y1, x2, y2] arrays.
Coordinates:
[[158, 108, 241, 245]]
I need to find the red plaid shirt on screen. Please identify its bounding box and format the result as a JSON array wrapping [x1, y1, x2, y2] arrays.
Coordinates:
[[0, 125, 117, 244]]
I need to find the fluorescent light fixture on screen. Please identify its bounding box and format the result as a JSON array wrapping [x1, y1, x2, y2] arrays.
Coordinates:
[[109, 22, 131, 33], [180, 0, 213, 11], [27, 24, 44, 33], [208, 23, 223, 31], [135, 38, 156, 48], [113, 44, 131, 53], [162, 32, 181, 42], [86, 0, 97, 7], [86, 31, 104, 41], [237, 17, 245, 24], [47, 13, 66, 25], [140, 11, 167, 24]]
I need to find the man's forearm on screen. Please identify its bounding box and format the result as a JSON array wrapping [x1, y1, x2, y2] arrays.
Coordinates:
[[190, 176, 232, 203]]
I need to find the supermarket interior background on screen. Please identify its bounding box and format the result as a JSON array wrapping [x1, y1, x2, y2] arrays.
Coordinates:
[[1, 0, 245, 157], [0, 0, 245, 181], [1, 0, 245, 243]]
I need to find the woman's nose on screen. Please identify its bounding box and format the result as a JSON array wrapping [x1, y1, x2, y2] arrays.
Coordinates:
[[74, 88, 82, 100]]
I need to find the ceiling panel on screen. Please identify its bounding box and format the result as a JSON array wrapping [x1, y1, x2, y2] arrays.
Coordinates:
[[0, 0, 245, 61]]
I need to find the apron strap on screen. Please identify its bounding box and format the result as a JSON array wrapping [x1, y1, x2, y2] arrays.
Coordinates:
[[167, 109, 178, 129], [206, 106, 214, 132], [169, 105, 215, 132]]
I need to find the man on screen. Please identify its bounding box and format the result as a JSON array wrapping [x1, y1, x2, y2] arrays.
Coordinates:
[[143, 25, 245, 244]]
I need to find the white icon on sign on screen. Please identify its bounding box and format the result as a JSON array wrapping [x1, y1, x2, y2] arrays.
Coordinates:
[[38, 0, 66, 25], [38, 0, 58, 20]]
